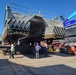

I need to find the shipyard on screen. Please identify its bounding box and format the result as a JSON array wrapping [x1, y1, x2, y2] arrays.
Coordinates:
[[0, 1, 76, 75]]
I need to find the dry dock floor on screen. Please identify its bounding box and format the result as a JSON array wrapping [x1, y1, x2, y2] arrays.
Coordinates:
[[0, 52, 76, 75]]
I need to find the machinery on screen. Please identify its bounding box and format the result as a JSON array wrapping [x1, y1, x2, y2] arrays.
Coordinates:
[[48, 46, 56, 53], [1, 5, 65, 54], [59, 44, 76, 55], [60, 11, 76, 27], [48, 41, 61, 53], [60, 11, 76, 55]]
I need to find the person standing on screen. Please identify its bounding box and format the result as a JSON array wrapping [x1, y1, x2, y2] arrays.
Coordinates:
[[10, 43, 15, 58], [35, 43, 41, 59], [44, 42, 48, 57], [33, 43, 36, 56], [40, 41, 48, 57]]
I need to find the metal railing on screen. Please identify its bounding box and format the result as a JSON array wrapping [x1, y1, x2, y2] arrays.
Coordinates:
[[10, 3, 55, 20]]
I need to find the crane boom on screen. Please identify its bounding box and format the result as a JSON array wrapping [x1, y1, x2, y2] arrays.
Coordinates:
[[68, 11, 76, 19], [62, 11, 76, 27]]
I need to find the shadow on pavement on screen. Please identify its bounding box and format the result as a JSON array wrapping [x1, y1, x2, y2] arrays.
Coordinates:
[[25, 64, 76, 75], [49, 52, 76, 57], [23, 53, 52, 59], [0, 58, 76, 75]]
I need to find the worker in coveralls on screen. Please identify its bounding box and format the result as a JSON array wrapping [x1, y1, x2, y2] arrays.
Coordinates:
[[35, 43, 41, 59]]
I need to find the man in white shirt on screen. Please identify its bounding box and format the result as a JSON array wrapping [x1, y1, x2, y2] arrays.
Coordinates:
[[10, 44, 15, 58]]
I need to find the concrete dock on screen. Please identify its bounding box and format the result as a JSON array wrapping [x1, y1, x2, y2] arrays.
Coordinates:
[[0, 52, 76, 75]]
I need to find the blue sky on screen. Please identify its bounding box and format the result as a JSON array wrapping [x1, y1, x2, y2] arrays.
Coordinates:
[[0, 0, 76, 34]]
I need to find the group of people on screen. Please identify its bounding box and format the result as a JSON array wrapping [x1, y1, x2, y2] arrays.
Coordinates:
[[35, 41, 48, 59], [9, 41, 48, 59]]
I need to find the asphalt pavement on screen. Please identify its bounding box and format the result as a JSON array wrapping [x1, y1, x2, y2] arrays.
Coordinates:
[[0, 51, 76, 75]]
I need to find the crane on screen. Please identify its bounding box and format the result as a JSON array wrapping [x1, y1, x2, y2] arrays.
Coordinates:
[[60, 11, 76, 27]]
